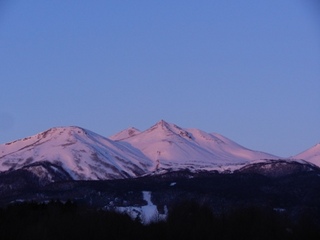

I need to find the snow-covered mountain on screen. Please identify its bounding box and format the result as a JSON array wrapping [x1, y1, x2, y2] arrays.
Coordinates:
[[293, 143, 320, 166], [111, 120, 278, 173], [0, 126, 152, 180], [2, 120, 310, 181]]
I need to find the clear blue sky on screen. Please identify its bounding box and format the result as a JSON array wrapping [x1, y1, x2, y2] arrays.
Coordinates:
[[0, 0, 319, 157]]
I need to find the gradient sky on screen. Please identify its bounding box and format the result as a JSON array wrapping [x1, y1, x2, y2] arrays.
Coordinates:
[[1, 0, 319, 157]]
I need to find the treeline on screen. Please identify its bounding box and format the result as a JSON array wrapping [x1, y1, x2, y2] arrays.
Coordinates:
[[0, 201, 319, 240]]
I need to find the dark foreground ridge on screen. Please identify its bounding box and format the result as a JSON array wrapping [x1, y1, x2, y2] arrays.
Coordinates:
[[1, 160, 320, 211], [1, 160, 320, 239], [1, 200, 320, 240]]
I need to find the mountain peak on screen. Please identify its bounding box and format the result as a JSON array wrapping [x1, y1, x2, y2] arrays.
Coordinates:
[[2, 126, 85, 146], [33, 126, 90, 141], [155, 119, 170, 127], [109, 127, 141, 141], [152, 120, 179, 131], [146, 120, 186, 137]]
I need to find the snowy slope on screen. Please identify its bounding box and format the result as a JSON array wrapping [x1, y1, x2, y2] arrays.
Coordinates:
[[0, 126, 152, 180], [0, 120, 283, 181], [293, 143, 320, 166], [114, 120, 279, 173]]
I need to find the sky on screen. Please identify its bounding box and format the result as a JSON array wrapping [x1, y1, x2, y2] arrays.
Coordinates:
[[0, 0, 319, 157]]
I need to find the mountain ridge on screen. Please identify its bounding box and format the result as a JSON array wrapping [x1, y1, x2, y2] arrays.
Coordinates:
[[117, 120, 279, 174], [0, 120, 319, 181]]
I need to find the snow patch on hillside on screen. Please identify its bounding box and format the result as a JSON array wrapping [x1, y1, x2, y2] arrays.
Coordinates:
[[112, 191, 167, 224]]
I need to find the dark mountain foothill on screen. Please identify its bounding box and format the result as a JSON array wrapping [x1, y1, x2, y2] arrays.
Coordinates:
[[1, 160, 320, 218]]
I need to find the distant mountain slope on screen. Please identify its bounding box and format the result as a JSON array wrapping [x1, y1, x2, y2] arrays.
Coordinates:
[[294, 143, 320, 166], [114, 120, 279, 173], [0, 126, 152, 180]]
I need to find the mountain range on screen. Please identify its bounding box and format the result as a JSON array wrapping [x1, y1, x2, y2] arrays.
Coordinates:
[[0, 120, 318, 181], [1, 120, 320, 226]]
